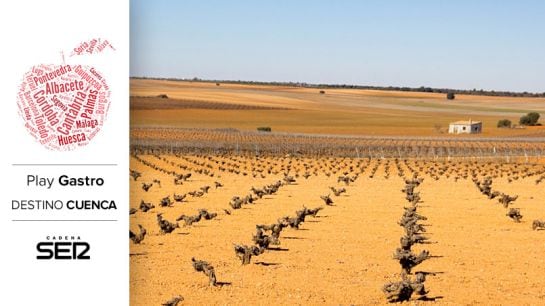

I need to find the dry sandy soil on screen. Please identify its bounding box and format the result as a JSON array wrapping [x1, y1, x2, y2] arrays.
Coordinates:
[[130, 155, 545, 305], [130, 79, 545, 137]]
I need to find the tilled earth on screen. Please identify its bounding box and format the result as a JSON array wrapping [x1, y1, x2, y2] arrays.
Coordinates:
[[130, 155, 545, 305]]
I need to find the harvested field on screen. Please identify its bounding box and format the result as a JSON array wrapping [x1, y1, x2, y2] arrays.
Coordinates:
[[131, 79, 545, 137], [131, 96, 290, 110]]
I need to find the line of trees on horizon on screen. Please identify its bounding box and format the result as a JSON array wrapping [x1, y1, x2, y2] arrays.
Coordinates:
[[131, 76, 545, 98]]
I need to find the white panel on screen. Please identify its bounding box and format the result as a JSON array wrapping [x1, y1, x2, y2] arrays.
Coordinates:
[[0, 1, 129, 305]]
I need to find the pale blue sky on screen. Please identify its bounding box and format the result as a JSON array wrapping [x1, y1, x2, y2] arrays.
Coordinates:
[[131, 0, 545, 92]]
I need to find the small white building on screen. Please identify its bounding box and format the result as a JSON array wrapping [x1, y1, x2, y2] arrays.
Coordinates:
[[448, 120, 482, 134]]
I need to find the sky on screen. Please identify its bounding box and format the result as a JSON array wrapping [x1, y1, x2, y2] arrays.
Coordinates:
[[130, 0, 545, 93]]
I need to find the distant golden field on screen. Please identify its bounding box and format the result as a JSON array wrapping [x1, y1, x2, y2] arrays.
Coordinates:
[[130, 79, 545, 137]]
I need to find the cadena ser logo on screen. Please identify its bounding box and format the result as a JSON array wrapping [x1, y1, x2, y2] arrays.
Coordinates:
[[36, 235, 90, 260]]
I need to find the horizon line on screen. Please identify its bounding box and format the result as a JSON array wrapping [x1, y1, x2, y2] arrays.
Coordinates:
[[129, 76, 545, 96]]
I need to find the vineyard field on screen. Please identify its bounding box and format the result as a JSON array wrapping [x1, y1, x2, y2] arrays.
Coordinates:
[[130, 154, 545, 305]]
